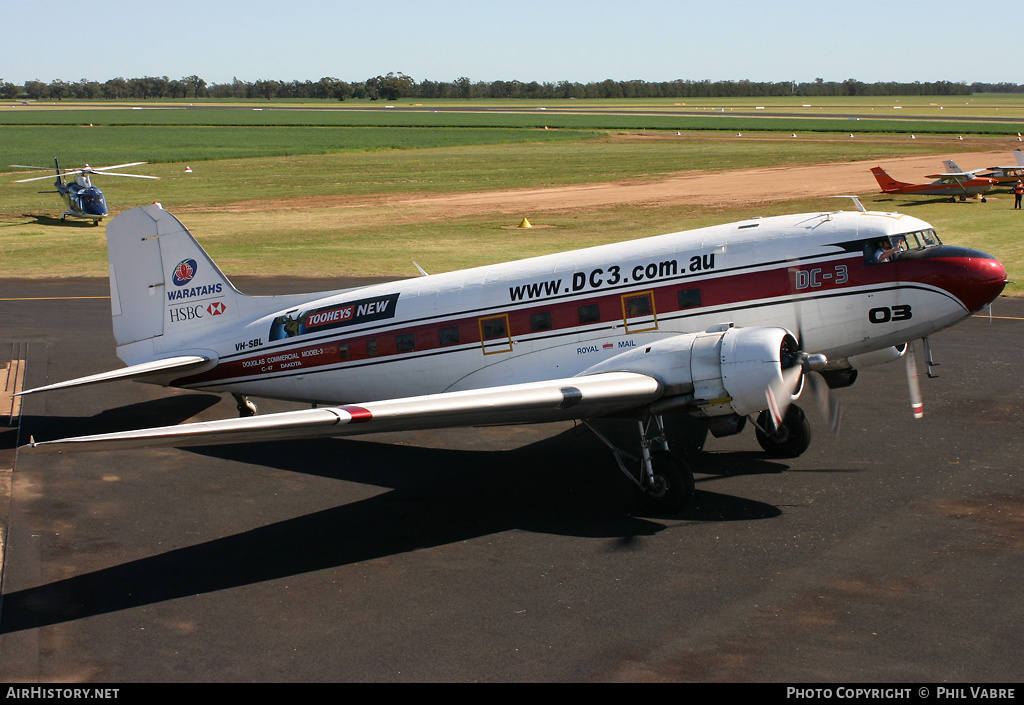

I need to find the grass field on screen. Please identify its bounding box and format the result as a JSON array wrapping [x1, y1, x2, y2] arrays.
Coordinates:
[[1, 97, 1022, 294]]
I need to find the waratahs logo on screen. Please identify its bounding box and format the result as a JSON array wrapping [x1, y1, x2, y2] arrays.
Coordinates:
[[172, 258, 198, 286]]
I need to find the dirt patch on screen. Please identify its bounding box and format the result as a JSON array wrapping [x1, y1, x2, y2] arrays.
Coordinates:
[[206, 150, 1010, 219]]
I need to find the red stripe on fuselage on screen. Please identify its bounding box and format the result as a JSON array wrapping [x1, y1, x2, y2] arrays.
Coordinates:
[[175, 249, 992, 388]]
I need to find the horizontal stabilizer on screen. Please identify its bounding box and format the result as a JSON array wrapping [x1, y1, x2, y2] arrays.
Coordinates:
[[20, 371, 663, 454], [17, 355, 212, 396]]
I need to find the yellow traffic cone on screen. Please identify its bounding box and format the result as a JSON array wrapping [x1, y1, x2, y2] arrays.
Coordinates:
[[518, 218, 533, 228]]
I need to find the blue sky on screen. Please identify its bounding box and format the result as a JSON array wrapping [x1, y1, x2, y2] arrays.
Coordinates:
[[2, 1, 1014, 86]]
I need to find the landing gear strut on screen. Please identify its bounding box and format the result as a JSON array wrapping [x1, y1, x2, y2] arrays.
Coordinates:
[[233, 393, 257, 417], [586, 415, 695, 514]]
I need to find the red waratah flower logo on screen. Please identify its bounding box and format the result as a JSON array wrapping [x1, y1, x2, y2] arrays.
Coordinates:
[[172, 259, 198, 286]]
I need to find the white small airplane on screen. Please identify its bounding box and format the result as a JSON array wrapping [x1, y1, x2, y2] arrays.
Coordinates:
[[18, 202, 1007, 512], [979, 150, 1024, 185]]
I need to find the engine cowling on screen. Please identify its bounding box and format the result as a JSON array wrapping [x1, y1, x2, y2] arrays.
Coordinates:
[[580, 325, 802, 419]]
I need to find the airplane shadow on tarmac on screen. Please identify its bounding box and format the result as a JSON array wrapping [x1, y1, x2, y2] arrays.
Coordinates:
[[2, 397, 789, 634]]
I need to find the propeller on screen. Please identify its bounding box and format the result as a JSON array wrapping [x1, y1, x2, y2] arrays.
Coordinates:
[[904, 341, 924, 419], [766, 331, 842, 437]]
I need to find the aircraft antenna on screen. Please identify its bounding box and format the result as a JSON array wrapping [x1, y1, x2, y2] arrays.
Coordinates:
[[830, 195, 866, 212]]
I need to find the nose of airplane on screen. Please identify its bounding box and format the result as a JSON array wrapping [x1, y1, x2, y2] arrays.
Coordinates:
[[949, 249, 1007, 312]]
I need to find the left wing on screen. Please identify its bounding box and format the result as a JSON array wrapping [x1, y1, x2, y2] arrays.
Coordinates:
[[20, 372, 663, 454], [925, 172, 982, 181], [17, 355, 212, 396]]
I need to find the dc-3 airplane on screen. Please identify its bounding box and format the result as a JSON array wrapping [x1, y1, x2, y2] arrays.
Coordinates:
[[17, 202, 1007, 513], [11, 159, 158, 224], [871, 162, 998, 202]]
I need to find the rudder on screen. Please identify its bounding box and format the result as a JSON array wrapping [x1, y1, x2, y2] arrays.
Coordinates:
[[107, 204, 241, 357], [870, 166, 907, 192]]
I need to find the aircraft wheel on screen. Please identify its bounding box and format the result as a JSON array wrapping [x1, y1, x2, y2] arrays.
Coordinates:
[[982, 197, 988, 203], [640, 451, 694, 514], [755, 405, 811, 458]]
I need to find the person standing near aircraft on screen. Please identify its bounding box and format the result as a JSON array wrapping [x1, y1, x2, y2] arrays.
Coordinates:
[[1014, 181, 1023, 209]]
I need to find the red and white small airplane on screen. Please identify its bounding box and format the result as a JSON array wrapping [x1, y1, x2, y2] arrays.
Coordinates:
[[871, 163, 998, 202], [18, 202, 1007, 512]]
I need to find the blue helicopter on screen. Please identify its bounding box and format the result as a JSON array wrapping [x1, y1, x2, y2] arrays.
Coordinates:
[[12, 159, 158, 225]]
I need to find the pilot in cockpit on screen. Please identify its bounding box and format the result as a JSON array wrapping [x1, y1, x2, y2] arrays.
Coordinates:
[[873, 238, 897, 263]]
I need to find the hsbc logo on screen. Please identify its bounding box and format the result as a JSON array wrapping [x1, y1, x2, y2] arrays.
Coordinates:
[[169, 305, 203, 323], [168, 300, 226, 324]]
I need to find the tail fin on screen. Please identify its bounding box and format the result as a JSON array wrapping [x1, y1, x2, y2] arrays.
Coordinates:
[[1014, 150, 1024, 166], [870, 166, 908, 192], [943, 159, 964, 173], [107, 204, 243, 362]]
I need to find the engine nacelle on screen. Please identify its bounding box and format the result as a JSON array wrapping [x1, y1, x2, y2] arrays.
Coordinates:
[[580, 325, 800, 419], [847, 344, 908, 369]]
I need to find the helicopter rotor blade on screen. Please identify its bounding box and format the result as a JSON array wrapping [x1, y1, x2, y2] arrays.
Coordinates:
[[88, 162, 149, 171], [84, 172, 159, 179], [13, 173, 68, 183]]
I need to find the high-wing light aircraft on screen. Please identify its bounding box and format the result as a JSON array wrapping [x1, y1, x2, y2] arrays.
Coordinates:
[[18, 203, 1007, 513], [11, 159, 158, 224], [871, 164, 997, 202], [979, 150, 1024, 185]]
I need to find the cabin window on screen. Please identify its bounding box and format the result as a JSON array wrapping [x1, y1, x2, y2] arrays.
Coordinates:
[[677, 288, 702, 310], [624, 293, 653, 317], [338, 343, 350, 361], [577, 304, 601, 325], [481, 317, 506, 339], [366, 339, 378, 357], [530, 312, 552, 331], [439, 326, 460, 346], [622, 291, 658, 333], [396, 334, 415, 353], [479, 314, 512, 354]]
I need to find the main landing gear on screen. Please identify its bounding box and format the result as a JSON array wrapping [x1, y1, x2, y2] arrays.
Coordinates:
[[233, 393, 257, 417], [585, 415, 695, 514], [752, 404, 811, 458]]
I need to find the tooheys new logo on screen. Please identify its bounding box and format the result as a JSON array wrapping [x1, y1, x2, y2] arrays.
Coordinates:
[[167, 258, 223, 301], [269, 293, 400, 340]]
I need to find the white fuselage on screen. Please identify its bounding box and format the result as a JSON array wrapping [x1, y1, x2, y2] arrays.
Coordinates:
[[140, 209, 991, 406]]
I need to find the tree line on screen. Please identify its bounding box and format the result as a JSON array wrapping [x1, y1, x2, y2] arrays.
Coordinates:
[[5, 73, 1021, 102]]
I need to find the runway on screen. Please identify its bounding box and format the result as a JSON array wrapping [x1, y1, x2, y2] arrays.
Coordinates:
[[1, 277, 1023, 682]]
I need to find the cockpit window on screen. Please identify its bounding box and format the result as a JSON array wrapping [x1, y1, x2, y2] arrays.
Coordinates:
[[867, 228, 941, 264], [902, 228, 941, 249]]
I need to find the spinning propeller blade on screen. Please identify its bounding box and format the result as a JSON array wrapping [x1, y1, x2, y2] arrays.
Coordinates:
[[806, 370, 842, 436], [905, 341, 924, 419], [765, 330, 841, 437]]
